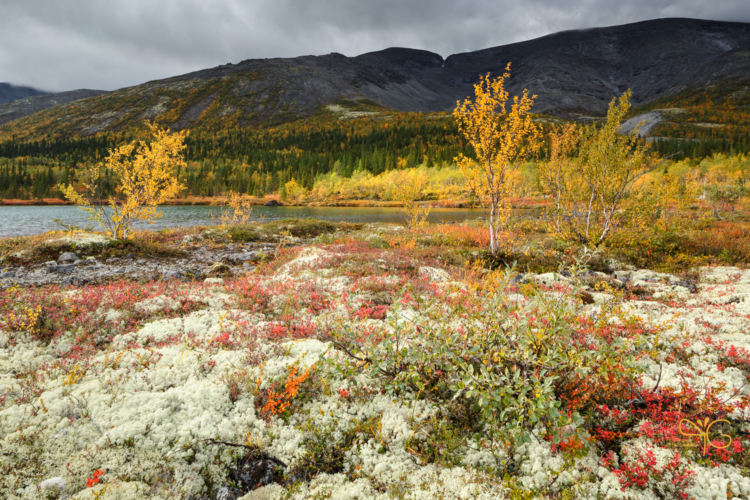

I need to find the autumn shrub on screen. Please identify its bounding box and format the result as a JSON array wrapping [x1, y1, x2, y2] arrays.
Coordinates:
[[538, 91, 662, 247], [454, 64, 541, 255], [422, 223, 491, 248], [61, 122, 188, 239], [608, 219, 750, 271], [254, 360, 317, 422], [326, 265, 647, 467]]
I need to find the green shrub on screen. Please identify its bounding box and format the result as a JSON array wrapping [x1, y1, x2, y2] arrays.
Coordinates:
[[326, 265, 645, 467]]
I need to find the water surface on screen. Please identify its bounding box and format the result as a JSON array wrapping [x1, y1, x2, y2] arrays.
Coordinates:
[[0, 205, 487, 237]]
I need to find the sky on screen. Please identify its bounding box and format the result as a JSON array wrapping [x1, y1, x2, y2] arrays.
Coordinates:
[[2, 0, 749, 93]]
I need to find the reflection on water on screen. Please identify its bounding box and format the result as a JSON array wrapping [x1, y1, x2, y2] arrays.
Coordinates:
[[0, 205, 488, 237]]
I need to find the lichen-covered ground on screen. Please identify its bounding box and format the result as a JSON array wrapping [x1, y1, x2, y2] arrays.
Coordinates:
[[1, 226, 750, 499]]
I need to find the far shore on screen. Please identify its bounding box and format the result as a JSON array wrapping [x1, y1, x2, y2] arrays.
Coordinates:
[[0, 196, 550, 209]]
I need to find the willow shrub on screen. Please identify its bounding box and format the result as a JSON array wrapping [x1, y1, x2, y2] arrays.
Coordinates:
[[326, 265, 647, 464]]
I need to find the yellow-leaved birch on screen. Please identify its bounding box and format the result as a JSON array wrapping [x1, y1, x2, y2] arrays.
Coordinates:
[[61, 122, 187, 239], [538, 91, 662, 246], [453, 63, 541, 255]]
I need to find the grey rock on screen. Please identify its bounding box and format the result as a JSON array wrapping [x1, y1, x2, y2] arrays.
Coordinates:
[[207, 262, 231, 277], [0, 270, 15, 279], [51, 264, 75, 274], [215, 486, 243, 500], [163, 267, 204, 281], [61, 276, 89, 287], [0, 88, 108, 126], [58, 252, 81, 263], [225, 252, 259, 264]]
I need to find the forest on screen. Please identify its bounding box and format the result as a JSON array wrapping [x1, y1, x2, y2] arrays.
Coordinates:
[[1, 83, 750, 203]]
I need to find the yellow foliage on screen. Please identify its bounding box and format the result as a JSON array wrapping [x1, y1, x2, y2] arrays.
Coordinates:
[[61, 122, 187, 239], [308, 166, 470, 202], [453, 63, 541, 254], [538, 91, 661, 246], [281, 178, 306, 204], [392, 170, 431, 229], [215, 190, 254, 228], [684, 154, 750, 220]]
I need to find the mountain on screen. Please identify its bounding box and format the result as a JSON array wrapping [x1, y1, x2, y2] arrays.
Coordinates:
[[0, 83, 49, 105], [1, 17, 749, 141], [0, 89, 110, 127]]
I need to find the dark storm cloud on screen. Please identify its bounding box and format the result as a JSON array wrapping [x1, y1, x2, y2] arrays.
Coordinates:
[[1, 0, 749, 92]]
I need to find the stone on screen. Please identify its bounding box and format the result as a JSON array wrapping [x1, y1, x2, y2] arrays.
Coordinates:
[[532, 272, 570, 285], [51, 264, 75, 273], [207, 262, 231, 277], [264, 199, 282, 206], [215, 486, 243, 500], [57, 252, 80, 263], [162, 269, 184, 281], [418, 266, 450, 283], [224, 252, 259, 264], [62, 276, 89, 287]]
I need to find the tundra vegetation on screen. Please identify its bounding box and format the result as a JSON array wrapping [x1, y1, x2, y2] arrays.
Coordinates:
[[1, 74, 750, 500], [1, 209, 750, 499]]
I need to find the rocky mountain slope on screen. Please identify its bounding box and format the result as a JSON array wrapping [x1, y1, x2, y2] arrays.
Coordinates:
[[0, 89, 110, 127], [1, 17, 749, 141], [0, 83, 48, 105]]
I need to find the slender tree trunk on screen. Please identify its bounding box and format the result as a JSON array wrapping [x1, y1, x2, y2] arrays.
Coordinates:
[[489, 199, 497, 254]]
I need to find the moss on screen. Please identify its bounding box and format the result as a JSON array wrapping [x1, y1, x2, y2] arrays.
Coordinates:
[[259, 219, 363, 238], [0, 231, 186, 265], [228, 226, 260, 242]]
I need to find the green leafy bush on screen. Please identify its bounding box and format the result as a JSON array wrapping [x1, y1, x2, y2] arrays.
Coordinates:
[[326, 265, 645, 466]]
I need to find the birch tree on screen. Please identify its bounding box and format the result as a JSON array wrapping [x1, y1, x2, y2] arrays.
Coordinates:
[[539, 91, 662, 246], [453, 63, 541, 255], [61, 122, 187, 239]]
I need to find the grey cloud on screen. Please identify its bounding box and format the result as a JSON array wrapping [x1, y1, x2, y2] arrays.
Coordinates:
[[1, 0, 748, 92]]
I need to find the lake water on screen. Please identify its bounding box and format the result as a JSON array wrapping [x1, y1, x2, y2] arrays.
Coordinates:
[[0, 205, 487, 237]]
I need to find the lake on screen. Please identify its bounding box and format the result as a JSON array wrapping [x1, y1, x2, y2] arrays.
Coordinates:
[[0, 205, 487, 237]]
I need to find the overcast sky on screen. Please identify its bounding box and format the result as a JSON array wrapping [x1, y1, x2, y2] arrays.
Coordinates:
[[2, 0, 749, 93]]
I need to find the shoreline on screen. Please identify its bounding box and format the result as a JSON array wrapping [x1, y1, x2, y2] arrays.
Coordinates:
[[0, 196, 547, 209]]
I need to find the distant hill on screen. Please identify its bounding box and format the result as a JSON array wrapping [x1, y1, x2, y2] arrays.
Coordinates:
[[1, 17, 749, 142], [0, 83, 49, 105], [0, 89, 110, 127]]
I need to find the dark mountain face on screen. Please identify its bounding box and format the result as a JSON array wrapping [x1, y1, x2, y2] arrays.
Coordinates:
[[353, 18, 750, 117], [0, 83, 49, 105], [0, 89, 110, 127], [1, 18, 749, 140]]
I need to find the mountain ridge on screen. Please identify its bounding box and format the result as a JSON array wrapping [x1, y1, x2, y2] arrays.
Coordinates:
[[1, 17, 749, 141], [0, 83, 49, 105]]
